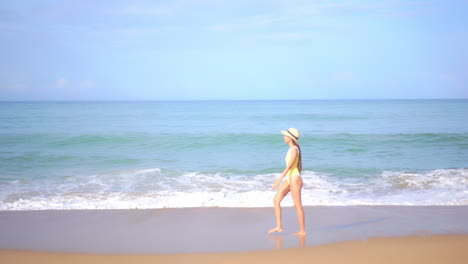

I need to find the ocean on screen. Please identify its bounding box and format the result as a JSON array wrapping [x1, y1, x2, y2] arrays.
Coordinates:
[[0, 100, 467, 210]]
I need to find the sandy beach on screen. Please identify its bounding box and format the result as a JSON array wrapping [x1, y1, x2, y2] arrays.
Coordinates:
[[1, 235, 468, 264], [1, 206, 467, 263]]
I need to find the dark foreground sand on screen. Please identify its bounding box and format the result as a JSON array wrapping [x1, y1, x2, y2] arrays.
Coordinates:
[[1, 206, 467, 263]]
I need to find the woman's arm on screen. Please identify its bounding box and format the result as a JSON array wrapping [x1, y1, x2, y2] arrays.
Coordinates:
[[272, 148, 298, 189]]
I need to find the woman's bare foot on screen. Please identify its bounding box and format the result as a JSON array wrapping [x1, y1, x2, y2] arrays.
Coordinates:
[[293, 231, 306, 236], [268, 227, 283, 234]]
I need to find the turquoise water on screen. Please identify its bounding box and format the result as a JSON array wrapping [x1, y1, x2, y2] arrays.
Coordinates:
[[0, 100, 467, 209]]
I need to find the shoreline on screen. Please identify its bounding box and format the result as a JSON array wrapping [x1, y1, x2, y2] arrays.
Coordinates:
[[1, 205, 467, 254]]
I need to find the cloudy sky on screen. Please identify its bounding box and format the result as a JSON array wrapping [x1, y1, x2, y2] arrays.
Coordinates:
[[0, 0, 467, 100]]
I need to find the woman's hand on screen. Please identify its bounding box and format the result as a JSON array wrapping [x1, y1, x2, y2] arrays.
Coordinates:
[[272, 180, 281, 190]]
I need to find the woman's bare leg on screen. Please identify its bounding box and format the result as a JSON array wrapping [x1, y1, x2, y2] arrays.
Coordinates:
[[268, 181, 290, 234], [290, 175, 306, 236]]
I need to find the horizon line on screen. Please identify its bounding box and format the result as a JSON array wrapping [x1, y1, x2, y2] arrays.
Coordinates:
[[1, 98, 468, 103]]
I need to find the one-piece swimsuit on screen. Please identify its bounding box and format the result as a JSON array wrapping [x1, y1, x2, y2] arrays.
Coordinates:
[[285, 146, 300, 184]]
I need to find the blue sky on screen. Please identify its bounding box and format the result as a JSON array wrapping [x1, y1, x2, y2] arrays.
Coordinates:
[[0, 0, 467, 100]]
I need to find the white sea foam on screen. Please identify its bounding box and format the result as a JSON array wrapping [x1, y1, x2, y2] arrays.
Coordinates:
[[0, 168, 467, 210]]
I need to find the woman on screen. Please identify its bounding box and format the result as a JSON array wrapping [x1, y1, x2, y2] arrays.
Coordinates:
[[268, 128, 306, 236]]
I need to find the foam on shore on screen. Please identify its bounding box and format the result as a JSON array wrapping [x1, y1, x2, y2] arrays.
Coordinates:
[[2, 168, 467, 210]]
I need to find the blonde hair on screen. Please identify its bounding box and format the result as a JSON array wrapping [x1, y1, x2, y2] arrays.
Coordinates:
[[292, 141, 302, 172]]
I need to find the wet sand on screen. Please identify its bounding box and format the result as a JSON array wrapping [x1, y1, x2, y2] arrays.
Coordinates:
[[1, 235, 467, 264], [0, 206, 467, 263]]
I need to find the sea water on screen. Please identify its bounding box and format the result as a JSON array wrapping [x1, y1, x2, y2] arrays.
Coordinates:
[[0, 100, 467, 210]]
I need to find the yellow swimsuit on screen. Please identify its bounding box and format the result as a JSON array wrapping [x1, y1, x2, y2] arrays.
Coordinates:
[[285, 146, 300, 184]]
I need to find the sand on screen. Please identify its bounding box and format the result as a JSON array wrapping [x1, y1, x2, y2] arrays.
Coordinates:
[[1, 206, 467, 263], [1, 235, 468, 264]]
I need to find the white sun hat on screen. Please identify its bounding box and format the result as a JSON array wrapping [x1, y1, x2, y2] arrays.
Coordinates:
[[281, 128, 300, 143]]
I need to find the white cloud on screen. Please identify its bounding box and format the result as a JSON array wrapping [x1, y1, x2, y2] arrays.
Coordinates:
[[332, 71, 356, 81], [206, 0, 433, 36], [53, 78, 96, 90], [438, 73, 464, 89], [56, 77, 68, 88], [212, 25, 225, 32], [80, 80, 96, 89], [438, 73, 456, 81], [0, 83, 26, 91], [112, 3, 179, 17], [260, 32, 308, 41]]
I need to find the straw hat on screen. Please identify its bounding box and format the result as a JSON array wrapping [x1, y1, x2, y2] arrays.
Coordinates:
[[281, 128, 300, 143]]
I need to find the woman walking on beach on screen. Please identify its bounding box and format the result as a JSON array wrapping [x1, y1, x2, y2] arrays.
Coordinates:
[[268, 128, 306, 236]]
